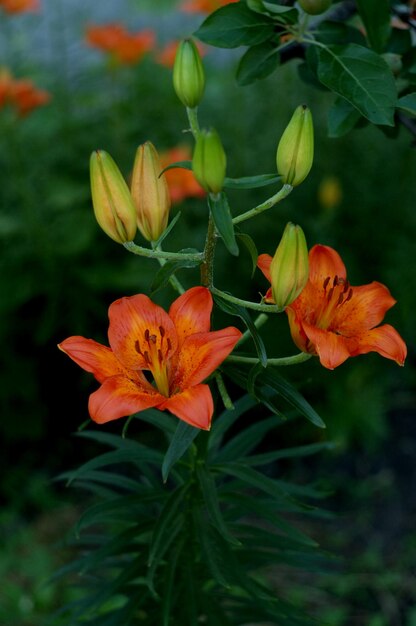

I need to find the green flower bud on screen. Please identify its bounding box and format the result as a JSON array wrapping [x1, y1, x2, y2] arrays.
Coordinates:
[[276, 105, 314, 187], [90, 150, 137, 244], [192, 128, 226, 194], [131, 141, 171, 242], [298, 0, 332, 15], [173, 38, 205, 109], [270, 222, 309, 310]]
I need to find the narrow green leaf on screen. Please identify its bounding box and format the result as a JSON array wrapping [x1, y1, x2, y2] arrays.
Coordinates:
[[236, 232, 258, 277], [160, 160, 192, 175], [208, 192, 239, 256], [148, 485, 188, 567], [194, 3, 275, 49], [194, 510, 232, 587], [75, 429, 146, 450], [162, 537, 184, 626], [224, 364, 287, 419], [243, 441, 336, 466], [197, 463, 241, 545], [138, 408, 176, 434], [315, 43, 397, 126], [236, 41, 280, 86], [260, 368, 326, 428], [209, 394, 258, 455], [150, 248, 200, 294], [327, 96, 362, 138], [154, 210, 182, 248], [162, 420, 199, 482], [397, 93, 416, 116], [356, 0, 391, 53], [224, 173, 280, 189], [214, 415, 279, 463], [214, 294, 267, 366]]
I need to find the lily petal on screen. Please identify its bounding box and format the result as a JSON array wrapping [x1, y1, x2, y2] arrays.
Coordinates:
[[88, 375, 163, 424], [171, 327, 242, 389], [58, 336, 125, 383], [160, 384, 213, 430], [301, 322, 353, 369], [332, 282, 396, 334], [169, 286, 213, 347], [108, 294, 178, 370], [257, 253, 272, 282], [352, 324, 407, 365], [309, 245, 346, 287]]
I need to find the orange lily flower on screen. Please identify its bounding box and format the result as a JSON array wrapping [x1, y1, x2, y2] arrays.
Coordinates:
[[0, 0, 39, 13], [85, 23, 155, 65], [258, 244, 407, 370], [7, 79, 50, 116], [180, 0, 238, 13], [160, 146, 206, 204], [58, 287, 242, 429]]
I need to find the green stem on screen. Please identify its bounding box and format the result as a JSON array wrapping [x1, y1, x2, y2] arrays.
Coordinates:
[[237, 313, 268, 346], [227, 353, 312, 366], [215, 372, 234, 410], [200, 213, 216, 287], [186, 106, 201, 140], [232, 183, 293, 225], [211, 286, 281, 313], [123, 241, 203, 262]]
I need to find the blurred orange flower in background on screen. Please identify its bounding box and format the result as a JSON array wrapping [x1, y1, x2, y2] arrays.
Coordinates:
[[180, 0, 238, 12], [155, 40, 206, 68], [0, 0, 39, 13], [0, 68, 50, 116], [160, 146, 206, 204], [86, 23, 155, 65]]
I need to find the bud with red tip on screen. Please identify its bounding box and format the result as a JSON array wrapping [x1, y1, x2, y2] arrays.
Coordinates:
[[131, 141, 171, 242]]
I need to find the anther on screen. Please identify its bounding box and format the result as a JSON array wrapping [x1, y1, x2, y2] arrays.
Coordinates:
[[158, 349, 163, 363], [144, 351, 151, 365], [159, 326, 165, 337], [345, 288, 353, 302], [323, 276, 330, 291], [343, 280, 350, 294], [134, 340, 142, 355], [144, 329, 150, 342], [337, 293, 344, 306], [333, 275, 338, 287]]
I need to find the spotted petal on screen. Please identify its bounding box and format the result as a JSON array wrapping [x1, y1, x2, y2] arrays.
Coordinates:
[[108, 294, 178, 370], [301, 322, 353, 369], [308, 245, 346, 287], [332, 282, 396, 335], [169, 286, 213, 347], [352, 324, 407, 365]]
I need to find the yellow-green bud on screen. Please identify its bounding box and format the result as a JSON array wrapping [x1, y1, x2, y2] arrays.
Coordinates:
[[270, 222, 309, 309], [131, 141, 171, 242], [298, 0, 332, 15], [276, 105, 314, 187], [192, 128, 226, 194], [90, 150, 137, 244], [173, 38, 205, 109]]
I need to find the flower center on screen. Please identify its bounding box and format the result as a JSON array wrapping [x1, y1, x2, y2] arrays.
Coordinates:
[[134, 326, 172, 397], [316, 275, 353, 330]]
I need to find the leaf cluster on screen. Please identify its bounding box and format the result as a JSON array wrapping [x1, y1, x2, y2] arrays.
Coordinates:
[[194, 0, 416, 138], [52, 397, 334, 625]]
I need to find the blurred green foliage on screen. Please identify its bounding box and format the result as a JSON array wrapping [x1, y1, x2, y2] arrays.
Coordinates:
[[0, 0, 415, 625]]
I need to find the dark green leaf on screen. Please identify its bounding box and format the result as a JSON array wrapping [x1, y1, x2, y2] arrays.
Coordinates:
[[148, 485, 188, 567], [236, 232, 258, 277], [194, 3, 275, 49], [397, 93, 416, 116], [162, 420, 200, 482], [316, 21, 366, 46], [224, 364, 287, 419], [224, 172, 280, 189], [197, 463, 241, 545], [214, 415, 279, 463], [208, 192, 238, 256], [243, 441, 335, 466], [356, 0, 391, 53], [138, 408, 176, 434], [387, 28, 412, 55], [209, 394, 258, 455], [315, 43, 397, 126], [327, 96, 362, 138], [194, 510, 232, 587], [214, 294, 267, 366], [236, 41, 280, 86], [150, 248, 200, 294]]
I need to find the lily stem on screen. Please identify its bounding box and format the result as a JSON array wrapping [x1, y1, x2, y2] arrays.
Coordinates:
[[201, 212, 216, 288], [227, 353, 312, 366], [210, 286, 281, 313], [232, 183, 293, 225], [186, 106, 201, 140], [124, 241, 203, 263]]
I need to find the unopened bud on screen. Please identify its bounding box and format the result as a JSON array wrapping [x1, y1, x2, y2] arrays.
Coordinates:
[[131, 141, 171, 242], [298, 0, 332, 15], [90, 150, 137, 244], [173, 38, 205, 109], [270, 222, 309, 309], [192, 128, 226, 194], [276, 105, 314, 187]]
